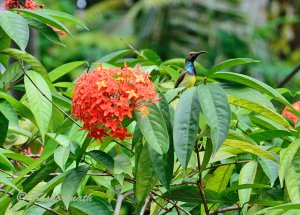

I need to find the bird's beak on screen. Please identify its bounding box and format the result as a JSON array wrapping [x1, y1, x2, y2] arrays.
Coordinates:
[[195, 51, 207, 56]]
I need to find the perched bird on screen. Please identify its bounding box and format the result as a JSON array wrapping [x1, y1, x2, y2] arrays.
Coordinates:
[[174, 51, 207, 88]]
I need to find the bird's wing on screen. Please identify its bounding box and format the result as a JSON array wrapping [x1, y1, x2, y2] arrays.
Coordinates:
[[174, 70, 186, 88]]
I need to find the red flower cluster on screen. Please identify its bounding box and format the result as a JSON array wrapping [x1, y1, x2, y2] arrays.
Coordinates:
[[71, 64, 158, 141], [282, 101, 300, 127], [4, 0, 43, 10]]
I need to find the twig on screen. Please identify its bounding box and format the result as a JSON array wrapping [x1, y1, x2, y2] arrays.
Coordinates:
[[205, 160, 250, 170], [277, 63, 300, 88], [114, 191, 133, 215], [149, 194, 170, 213], [120, 38, 147, 60], [209, 204, 253, 215], [19, 60, 82, 128], [195, 142, 209, 215], [140, 195, 150, 215], [151, 191, 191, 215], [0, 189, 61, 215]]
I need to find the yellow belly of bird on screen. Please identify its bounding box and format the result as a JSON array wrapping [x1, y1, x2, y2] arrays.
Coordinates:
[[178, 74, 196, 88]]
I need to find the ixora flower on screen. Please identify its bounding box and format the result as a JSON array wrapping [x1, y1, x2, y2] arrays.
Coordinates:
[[3, 0, 43, 10], [282, 101, 300, 127], [71, 64, 158, 141]]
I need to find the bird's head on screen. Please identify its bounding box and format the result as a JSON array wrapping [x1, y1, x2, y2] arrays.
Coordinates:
[[185, 51, 207, 63]]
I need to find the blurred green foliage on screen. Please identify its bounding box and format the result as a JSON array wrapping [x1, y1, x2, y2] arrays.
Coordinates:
[[36, 0, 300, 90]]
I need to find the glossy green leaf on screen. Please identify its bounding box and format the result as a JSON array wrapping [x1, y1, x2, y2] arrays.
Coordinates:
[[162, 186, 222, 204], [25, 17, 62, 45], [0, 62, 23, 90], [0, 28, 10, 68], [135, 143, 157, 209], [61, 165, 89, 209], [0, 48, 48, 81], [70, 196, 113, 215], [0, 11, 29, 51], [136, 103, 169, 155], [0, 112, 8, 145], [239, 161, 258, 215], [198, 84, 231, 154], [114, 154, 132, 177], [0, 152, 14, 171], [228, 95, 291, 129], [0, 172, 19, 191], [100, 49, 132, 63], [211, 72, 290, 106], [259, 158, 279, 187], [207, 58, 259, 75], [54, 145, 70, 171], [255, 203, 300, 214], [278, 139, 300, 187], [42, 9, 89, 29], [16, 9, 72, 35], [49, 61, 87, 82], [24, 70, 52, 141], [284, 149, 300, 203], [0, 100, 18, 127], [224, 139, 277, 161], [88, 150, 114, 171], [4, 152, 35, 166], [250, 130, 292, 142], [221, 184, 271, 194], [173, 87, 200, 170]]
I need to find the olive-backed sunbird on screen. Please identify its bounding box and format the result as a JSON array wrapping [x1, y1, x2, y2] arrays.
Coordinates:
[[174, 51, 207, 88]]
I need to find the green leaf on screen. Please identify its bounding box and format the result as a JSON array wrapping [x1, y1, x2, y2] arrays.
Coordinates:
[[207, 58, 259, 76], [114, 154, 132, 177], [0, 48, 48, 81], [211, 72, 290, 106], [198, 84, 231, 154], [24, 71, 52, 141], [100, 49, 132, 63], [70, 196, 113, 215], [255, 203, 300, 214], [221, 184, 271, 194], [0, 172, 19, 191], [49, 61, 87, 82], [54, 145, 70, 171], [278, 139, 300, 187], [42, 9, 89, 29], [0, 62, 23, 90], [136, 103, 169, 155], [228, 95, 291, 129], [0, 112, 8, 145], [250, 130, 292, 142], [16, 9, 72, 35], [0, 100, 19, 127], [0, 11, 29, 51], [135, 143, 157, 209], [224, 139, 277, 161], [162, 186, 222, 204], [0, 152, 14, 171], [4, 152, 35, 166], [88, 150, 114, 171], [173, 87, 200, 170], [61, 165, 89, 209], [0, 28, 11, 68], [25, 17, 62, 45], [239, 161, 258, 215], [285, 152, 300, 203], [259, 158, 279, 187]]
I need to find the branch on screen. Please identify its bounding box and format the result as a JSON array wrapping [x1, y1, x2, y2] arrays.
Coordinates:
[[151, 191, 191, 215], [19, 60, 82, 128], [195, 142, 209, 215], [113, 140, 134, 154], [0, 189, 61, 215], [140, 195, 150, 215], [277, 63, 300, 88], [114, 191, 133, 215], [209, 204, 253, 215]]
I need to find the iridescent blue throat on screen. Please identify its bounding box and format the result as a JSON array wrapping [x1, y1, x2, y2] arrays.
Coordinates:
[[186, 61, 196, 74]]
